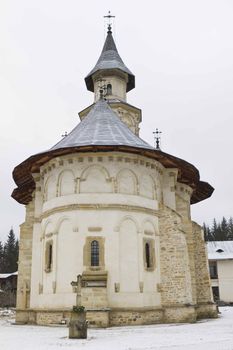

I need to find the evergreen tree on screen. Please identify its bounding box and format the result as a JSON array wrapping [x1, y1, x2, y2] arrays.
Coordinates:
[[221, 217, 229, 240], [211, 219, 219, 240], [228, 217, 233, 240], [204, 216, 233, 241], [0, 241, 4, 273], [203, 223, 207, 241], [4, 228, 18, 273], [214, 223, 223, 240], [203, 223, 213, 241]]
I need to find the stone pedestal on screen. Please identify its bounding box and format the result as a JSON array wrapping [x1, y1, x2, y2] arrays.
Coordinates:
[[69, 311, 87, 339]]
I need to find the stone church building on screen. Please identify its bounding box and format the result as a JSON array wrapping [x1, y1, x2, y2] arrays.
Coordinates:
[[12, 24, 217, 326]]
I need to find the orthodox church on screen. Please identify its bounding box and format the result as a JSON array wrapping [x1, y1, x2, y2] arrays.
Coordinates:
[[12, 23, 217, 327]]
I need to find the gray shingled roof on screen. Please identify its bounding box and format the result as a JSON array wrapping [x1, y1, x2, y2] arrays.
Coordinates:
[[85, 29, 135, 93], [51, 99, 153, 151], [207, 241, 233, 260]]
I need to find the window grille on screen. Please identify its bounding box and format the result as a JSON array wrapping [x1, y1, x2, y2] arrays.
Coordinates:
[[209, 261, 218, 279], [48, 244, 53, 269], [45, 241, 53, 272], [91, 240, 99, 266], [107, 84, 112, 95], [145, 243, 150, 268]]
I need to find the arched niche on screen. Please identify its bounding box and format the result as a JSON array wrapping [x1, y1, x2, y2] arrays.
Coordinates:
[[80, 165, 111, 193], [139, 174, 156, 199], [142, 219, 156, 236], [43, 175, 56, 202], [58, 170, 75, 196], [42, 220, 54, 236], [56, 218, 78, 293], [119, 218, 139, 292], [116, 169, 137, 195]]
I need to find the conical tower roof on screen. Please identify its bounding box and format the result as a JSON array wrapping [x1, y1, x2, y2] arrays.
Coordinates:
[[51, 99, 153, 150], [85, 27, 135, 92]]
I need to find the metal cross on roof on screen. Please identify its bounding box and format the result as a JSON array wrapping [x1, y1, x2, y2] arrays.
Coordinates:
[[62, 131, 68, 138], [153, 128, 162, 150], [104, 11, 115, 33]]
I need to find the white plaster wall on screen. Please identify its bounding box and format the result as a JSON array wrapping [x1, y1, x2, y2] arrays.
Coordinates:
[[30, 152, 175, 309], [30, 209, 160, 309], [218, 260, 233, 302], [119, 218, 139, 292]]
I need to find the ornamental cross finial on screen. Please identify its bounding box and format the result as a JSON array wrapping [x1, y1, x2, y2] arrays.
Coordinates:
[[62, 131, 68, 138], [153, 128, 162, 150], [97, 77, 107, 100], [104, 11, 115, 33]]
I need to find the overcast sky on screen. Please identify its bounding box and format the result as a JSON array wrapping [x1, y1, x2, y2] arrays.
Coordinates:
[[0, 0, 232, 242]]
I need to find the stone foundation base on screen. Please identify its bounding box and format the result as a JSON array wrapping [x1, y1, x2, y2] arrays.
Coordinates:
[[196, 303, 218, 320], [163, 305, 197, 323], [16, 303, 218, 327], [109, 308, 163, 326]]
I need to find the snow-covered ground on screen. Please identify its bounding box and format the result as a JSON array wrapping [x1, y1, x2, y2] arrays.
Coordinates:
[[0, 307, 233, 350]]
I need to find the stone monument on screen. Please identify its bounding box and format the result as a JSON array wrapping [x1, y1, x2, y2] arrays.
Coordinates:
[[69, 275, 88, 339]]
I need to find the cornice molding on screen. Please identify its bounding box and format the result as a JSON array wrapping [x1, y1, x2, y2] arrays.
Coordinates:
[[38, 203, 160, 221]]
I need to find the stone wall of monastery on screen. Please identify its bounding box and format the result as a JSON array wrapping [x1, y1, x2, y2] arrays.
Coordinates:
[[16, 200, 34, 324], [16, 150, 217, 325]]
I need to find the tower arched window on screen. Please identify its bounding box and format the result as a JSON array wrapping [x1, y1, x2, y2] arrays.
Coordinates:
[[107, 83, 112, 95], [91, 240, 99, 266], [145, 242, 150, 268]]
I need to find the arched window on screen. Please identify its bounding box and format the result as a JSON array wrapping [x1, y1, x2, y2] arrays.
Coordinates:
[[45, 241, 53, 272], [91, 240, 99, 266], [145, 243, 150, 268], [107, 84, 112, 95]]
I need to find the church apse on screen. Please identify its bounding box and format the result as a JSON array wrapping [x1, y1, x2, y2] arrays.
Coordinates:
[[12, 16, 217, 326]]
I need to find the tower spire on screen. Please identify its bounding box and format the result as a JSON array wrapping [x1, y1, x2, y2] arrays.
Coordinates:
[[85, 15, 135, 94]]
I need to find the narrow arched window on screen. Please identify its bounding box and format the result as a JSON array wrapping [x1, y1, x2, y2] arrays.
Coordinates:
[[107, 84, 112, 95], [91, 240, 99, 266], [145, 243, 150, 268], [45, 241, 53, 272]]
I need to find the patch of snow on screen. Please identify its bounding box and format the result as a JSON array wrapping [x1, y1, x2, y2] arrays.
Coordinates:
[[0, 307, 233, 350], [0, 308, 15, 317], [0, 272, 18, 279]]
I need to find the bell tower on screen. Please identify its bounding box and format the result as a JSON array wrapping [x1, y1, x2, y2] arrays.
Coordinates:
[[79, 15, 142, 136]]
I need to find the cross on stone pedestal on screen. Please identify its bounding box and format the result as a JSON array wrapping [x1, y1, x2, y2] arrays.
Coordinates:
[[20, 280, 30, 309], [71, 274, 82, 307], [69, 274, 87, 339]]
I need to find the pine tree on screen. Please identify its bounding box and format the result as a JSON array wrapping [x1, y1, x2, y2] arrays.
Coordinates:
[[203, 223, 208, 241], [211, 219, 218, 240], [221, 217, 229, 240], [214, 222, 225, 241], [0, 241, 4, 273], [4, 228, 18, 273], [203, 223, 212, 241], [228, 217, 233, 240], [206, 225, 212, 241], [204, 217, 233, 241]]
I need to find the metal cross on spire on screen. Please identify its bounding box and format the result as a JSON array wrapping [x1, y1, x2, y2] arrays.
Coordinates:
[[62, 131, 68, 138], [104, 11, 115, 33], [153, 128, 162, 150]]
